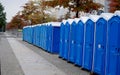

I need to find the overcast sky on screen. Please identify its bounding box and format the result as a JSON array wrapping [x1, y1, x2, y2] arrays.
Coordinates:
[[0, 0, 28, 22]]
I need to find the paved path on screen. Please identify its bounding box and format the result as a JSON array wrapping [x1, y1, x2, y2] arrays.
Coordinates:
[[0, 32, 24, 75], [5, 33, 67, 75], [0, 32, 90, 75]]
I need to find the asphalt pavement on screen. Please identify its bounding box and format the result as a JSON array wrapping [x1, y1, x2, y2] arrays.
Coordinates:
[[0, 32, 24, 75], [0, 32, 90, 75]]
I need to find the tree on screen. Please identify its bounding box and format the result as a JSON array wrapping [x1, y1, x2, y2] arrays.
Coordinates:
[[0, 2, 6, 32], [7, 0, 58, 30], [6, 14, 25, 29], [43, 0, 103, 18], [108, 0, 120, 12], [21, 0, 57, 25]]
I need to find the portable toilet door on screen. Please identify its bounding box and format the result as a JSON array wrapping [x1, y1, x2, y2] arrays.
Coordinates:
[[32, 25, 36, 45], [38, 25, 40, 46], [39, 25, 41, 47], [27, 27, 29, 42], [63, 20, 69, 59], [29, 26, 32, 44], [43, 25, 46, 50], [104, 13, 120, 75], [44, 24, 47, 50], [35, 26, 38, 46], [47, 24, 52, 52], [59, 20, 66, 58], [36, 25, 39, 47], [63, 19, 73, 60], [36, 25, 39, 46], [91, 15, 107, 75], [37, 24, 41, 47], [22, 26, 26, 41], [46, 23, 49, 51], [44, 25, 47, 50], [68, 19, 77, 63], [22, 27, 24, 41], [75, 18, 84, 66], [50, 22, 60, 53], [82, 18, 94, 71]]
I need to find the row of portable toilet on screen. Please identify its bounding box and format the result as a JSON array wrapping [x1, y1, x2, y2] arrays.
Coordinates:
[[23, 22, 61, 54], [59, 11, 120, 75], [22, 11, 120, 75]]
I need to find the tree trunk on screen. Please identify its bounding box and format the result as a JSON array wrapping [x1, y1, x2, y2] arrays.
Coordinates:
[[75, 0, 79, 18], [76, 11, 79, 18]]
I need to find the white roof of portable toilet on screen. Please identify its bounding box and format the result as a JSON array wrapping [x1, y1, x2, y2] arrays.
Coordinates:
[[62, 20, 67, 25], [32, 25, 37, 27], [31, 25, 35, 27], [74, 18, 80, 23], [67, 19, 74, 25], [46, 22, 51, 26], [23, 26, 27, 28], [114, 11, 120, 16], [23, 25, 31, 28], [80, 16, 89, 23], [38, 24, 41, 26], [101, 13, 114, 21], [50, 22, 61, 26], [89, 15, 101, 22], [42, 23, 47, 26]]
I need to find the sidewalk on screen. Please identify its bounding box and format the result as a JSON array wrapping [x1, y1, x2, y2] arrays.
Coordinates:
[[0, 32, 90, 75], [0, 32, 24, 75], [5, 33, 67, 75]]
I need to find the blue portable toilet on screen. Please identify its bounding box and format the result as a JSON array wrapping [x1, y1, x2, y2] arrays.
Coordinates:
[[23, 26, 26, 41], [68, 18, 78, 63], [38, 24, 41, 47], [39, 24, 41, 47], [25, 26, 29, 42], [59, 20, 66, 58], [48, 22, 61, 53], [75, 17, 87, 66], [36, 25, 39, 46], [63, 19, 74, 60], [37, 24, 41, 47], [29, 26, 32, 43], [22, 27, 24, 41], [33, 25, 36, 45], [35, 25, 38, 46], [46, 22, 52, 52], [91, 14, 108, 75], [102, 13, 120, 75], [40, 24, 46, 50], [32, 25, 35, 44], [47, 23, 52, 52], [29, 26, 33, 44], [23, 26, 27, 41], [24, 26, 27, 42], [43, 23, 47, 50], [46, 23, 49, 51], [41, 24, 44, 49], [32, 25, 37, 45], [82, 16, 95, 71]]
